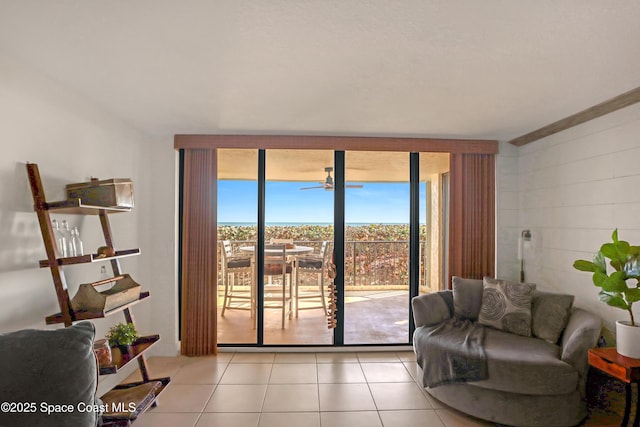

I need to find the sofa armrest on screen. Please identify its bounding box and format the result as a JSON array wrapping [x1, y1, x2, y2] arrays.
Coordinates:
[[561, 308, 602, 366], [412, 291, 453, 328], [560, 308, 602, 394]]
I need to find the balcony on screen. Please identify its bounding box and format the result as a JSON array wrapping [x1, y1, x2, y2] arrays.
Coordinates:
[[217, 239, 437, 345]]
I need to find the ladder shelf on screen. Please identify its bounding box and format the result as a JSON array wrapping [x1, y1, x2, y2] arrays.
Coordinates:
[[26, 162, 169, 426]]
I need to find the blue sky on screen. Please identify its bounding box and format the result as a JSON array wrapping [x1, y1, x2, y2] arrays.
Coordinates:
[[218, 180, 427, 224]]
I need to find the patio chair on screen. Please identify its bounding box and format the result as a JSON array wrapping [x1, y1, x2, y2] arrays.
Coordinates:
[[267, 237, 295, 272], [294, 240, 331, 317], [268, 238, 295, 253], [269, 238, 294, 245], [220, 240, 253, 317], [264, 244, 294, 328]]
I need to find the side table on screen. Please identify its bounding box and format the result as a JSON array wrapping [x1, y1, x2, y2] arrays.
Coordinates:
[[589, 347, 640, 427]]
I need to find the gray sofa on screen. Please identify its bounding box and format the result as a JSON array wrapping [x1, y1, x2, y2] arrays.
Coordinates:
[[0, 321, 100, 427], [412, 278, 601, 427]]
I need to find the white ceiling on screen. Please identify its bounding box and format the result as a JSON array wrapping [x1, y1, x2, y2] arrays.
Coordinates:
[[1, 1, 640, 141]]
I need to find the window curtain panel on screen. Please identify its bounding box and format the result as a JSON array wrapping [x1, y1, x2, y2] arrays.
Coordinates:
[[181, 148, 218, 356], [448, 153, 495, 287]]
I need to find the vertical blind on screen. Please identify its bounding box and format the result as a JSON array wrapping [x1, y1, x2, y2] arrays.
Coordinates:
[[181, 148, 218, 356], [448, 153, 496, 285]]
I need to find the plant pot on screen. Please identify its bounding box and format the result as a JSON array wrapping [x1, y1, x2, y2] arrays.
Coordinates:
[[616, 320, 640, 358], [116, 344, 133, 356]]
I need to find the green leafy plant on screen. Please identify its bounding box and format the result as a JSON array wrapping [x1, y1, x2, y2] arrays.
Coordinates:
[[573, 229, 640, 326], [106, 322, 138, 347]]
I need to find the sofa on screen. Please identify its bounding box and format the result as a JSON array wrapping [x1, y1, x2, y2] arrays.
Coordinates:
[[0, 321, 100, 427], [412, 277, 601, 427]]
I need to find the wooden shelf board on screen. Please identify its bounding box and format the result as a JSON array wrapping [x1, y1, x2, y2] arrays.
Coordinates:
[[45, 292, 150, 324], [101, 377, 171, 425], [44, 198, 132, 214], [39, 248, 141, 268], [100, 335, 160, 375]]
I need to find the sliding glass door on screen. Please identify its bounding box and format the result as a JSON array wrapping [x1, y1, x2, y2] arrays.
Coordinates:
[[216, 149, 258, 345], [215, 148, 450, 346], [343, 151, 411, 344], [263, 150, 334, 345]]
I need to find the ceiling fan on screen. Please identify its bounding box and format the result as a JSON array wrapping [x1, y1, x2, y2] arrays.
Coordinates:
[[299, 167, 364, 191]]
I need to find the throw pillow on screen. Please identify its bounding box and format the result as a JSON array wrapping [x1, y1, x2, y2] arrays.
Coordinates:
[[0, 321, 100, 427], [452, 276, 484, 320], [478, 277, 536, 337], [531, 291, 575, 344]]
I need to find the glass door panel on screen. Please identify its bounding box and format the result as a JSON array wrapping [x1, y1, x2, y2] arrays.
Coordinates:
[[344, 151, 410, 344], [264, 149, 334, 345], [419, 152, 450, 294], [217, 149, 258, 344]]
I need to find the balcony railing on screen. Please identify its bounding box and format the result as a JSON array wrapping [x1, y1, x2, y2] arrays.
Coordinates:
[[218, 240, 430, 290]]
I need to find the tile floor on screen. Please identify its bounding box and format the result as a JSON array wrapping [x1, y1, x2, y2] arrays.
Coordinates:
[[129, 351, 495, 427], [128, 351, 621, 427]]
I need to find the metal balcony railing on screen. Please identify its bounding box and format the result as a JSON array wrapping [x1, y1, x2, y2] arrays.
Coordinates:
[[217, 240, 430, 290]]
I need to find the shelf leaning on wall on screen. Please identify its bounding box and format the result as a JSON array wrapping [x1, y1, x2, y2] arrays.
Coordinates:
[[26, 163, 170, 426]]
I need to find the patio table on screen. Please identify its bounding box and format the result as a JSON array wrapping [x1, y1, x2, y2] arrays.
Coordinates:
[[238, 245, 314, 323]]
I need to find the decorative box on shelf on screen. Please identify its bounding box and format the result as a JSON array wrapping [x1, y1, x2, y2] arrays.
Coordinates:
[[66, 178, 134, 208], [71, 274, 142, 313]]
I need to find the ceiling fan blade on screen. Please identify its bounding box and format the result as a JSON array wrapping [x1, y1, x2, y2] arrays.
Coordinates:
[[301, 184, 363, 190], [301, 167, 364, 190]]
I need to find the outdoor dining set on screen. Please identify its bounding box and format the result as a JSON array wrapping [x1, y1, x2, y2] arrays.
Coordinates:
[[219, 239, 332, 328]]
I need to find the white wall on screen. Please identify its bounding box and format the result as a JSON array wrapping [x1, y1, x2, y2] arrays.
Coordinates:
[[497, 102, 640, 342], [0, 53, 176, 392], [496, 141, 521, 283], [144, 141, 180, 357]]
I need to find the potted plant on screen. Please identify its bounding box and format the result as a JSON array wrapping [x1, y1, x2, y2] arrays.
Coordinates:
[[106, 322, 138, 355], [573, 229, 640, 358]]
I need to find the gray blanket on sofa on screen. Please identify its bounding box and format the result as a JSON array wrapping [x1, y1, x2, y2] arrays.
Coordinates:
[[414, 316, 487, 388]]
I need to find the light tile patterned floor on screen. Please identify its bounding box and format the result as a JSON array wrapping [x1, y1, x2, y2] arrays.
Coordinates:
[[129, 351, 621, 427]]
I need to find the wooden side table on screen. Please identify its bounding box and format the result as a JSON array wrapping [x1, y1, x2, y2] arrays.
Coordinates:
[[589, 347, 640, 427]]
